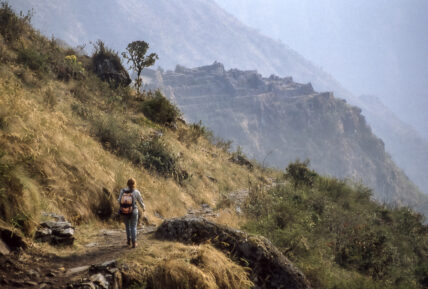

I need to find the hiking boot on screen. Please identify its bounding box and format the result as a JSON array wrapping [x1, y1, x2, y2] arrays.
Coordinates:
[[127, 239, 131, 246], [132, 241, 137, 248]]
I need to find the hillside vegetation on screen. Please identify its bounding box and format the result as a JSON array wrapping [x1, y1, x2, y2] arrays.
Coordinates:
[[0, 4, 427, 289], [0, 2, 263, 233]]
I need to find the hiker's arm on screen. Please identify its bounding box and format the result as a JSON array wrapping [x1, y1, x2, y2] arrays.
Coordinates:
[[136, 192, 145, 211], [117, 190, 123, 204]]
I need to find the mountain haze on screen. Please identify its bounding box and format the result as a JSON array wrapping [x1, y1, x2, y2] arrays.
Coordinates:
[[143, 63, 428, 217], [1, 5, 428, 288], [9, 0, 428, 196]]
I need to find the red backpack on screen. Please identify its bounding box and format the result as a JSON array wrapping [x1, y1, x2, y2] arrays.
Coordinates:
[[119, 191, 134, 215]]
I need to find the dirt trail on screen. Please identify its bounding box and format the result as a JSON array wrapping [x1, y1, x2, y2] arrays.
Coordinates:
[[0, 226, 154, 288], [0, 185, 265, 288]]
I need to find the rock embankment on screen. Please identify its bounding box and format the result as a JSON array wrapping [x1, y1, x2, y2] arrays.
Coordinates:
[[155, 217, 311, 289]]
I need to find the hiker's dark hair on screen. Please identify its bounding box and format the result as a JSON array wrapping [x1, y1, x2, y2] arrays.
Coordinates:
[[127, 178, 136, 189]]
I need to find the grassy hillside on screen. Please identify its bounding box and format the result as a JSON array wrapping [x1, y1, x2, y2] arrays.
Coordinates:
[[243, 161, 428, 289], [0, 2, 265, 235], [0, 4, 427, 289]]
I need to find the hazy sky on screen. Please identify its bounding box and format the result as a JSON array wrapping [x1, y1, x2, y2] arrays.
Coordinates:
[[214, 0, 428, 138]]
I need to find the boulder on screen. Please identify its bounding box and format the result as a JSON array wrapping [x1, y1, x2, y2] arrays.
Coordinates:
[[155, 217, 311, 289], [35, 214, 75, 245], [93, 54, 131, 88]]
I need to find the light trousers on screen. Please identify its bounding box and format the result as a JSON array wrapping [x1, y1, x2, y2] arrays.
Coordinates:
[[123, 209, 138, 242]]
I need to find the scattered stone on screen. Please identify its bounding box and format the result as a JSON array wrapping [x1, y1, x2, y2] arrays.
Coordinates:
[[66, 265, 90, 276], [27, 269, 40, 278], [90, 273, 109, 289], [156, 217, 312, 289], [24, 280, 38, 286], [85, 242, 98, 248], [89, 260, 117, 273], [154, 211, 164, 219], [69, 259, 122, 289], [39, 283, 48, 289], [46, 271, 57, 277]]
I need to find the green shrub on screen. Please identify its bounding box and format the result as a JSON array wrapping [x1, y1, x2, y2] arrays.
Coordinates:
[[17, 47, 48, 72], [0, 1, 31, 43], [138, 137, 178, 177], [178, 120, 213, 144], [140, 90, 180, 126], [56, 54, 85, 80], [209, 135, 233, 152], [243, 167, 428, 288], [91, 115, 184, 179], [285, 159, 318, 188]]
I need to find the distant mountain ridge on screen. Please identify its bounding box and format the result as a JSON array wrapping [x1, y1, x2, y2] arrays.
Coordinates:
[[143, 63, 428, 216], [9, 0, 428, 196]]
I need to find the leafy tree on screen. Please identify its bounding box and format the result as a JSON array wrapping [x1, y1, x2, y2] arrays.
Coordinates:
[[122, 40, 158, 93]]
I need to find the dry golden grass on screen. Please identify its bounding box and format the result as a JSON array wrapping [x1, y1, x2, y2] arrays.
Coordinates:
[[125, 240, 253, 289], [0, 57, 266, 234]]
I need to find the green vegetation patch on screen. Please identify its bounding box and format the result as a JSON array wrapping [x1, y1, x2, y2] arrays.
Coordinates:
[[140, 90, 181, 126], [244, 161, 428, 289]]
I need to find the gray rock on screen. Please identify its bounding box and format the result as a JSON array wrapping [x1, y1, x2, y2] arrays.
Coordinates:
[[41, 221, 73, 230], [66, 265, 90, 276], [27, 269, 40, 278], [155, 217, 311, 289], [89, 260, 118, 275], [90, 273, 109, 289], [36, 217, 75, 245], [93, 54, 131, 88], [76, 282, 96, 289]]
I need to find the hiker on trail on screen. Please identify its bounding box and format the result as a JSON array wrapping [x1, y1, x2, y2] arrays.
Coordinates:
[[118, 178, 145, 248]]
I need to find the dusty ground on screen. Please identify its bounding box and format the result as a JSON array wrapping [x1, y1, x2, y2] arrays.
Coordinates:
[[0, 202, 234, 288], [0, 225, 157, 288]]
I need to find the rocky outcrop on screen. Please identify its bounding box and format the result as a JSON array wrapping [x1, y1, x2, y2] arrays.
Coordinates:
[[155, 217, 312, 289], [92, 54, 131, 88], [144, 63, 428, 216], [68, 260, 123, 289], [35, 213, 75, 245]]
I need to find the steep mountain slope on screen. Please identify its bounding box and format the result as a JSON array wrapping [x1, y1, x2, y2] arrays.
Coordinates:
[[214, 0, 428, 140], [10, 0, 428, 197], [358, 95, 428, 196], [143, 63, 428, 216], [1, 7, 427, 289]]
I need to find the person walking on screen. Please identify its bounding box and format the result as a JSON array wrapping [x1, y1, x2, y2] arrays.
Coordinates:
[[118, 178, 145, 248]]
